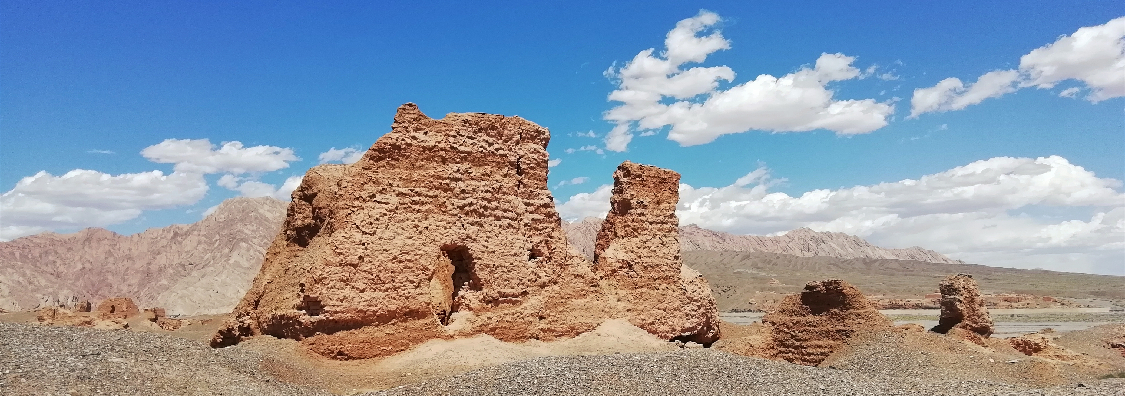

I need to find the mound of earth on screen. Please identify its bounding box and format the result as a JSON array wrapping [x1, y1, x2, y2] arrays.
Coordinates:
[[717, 279, 891, 366], [213, 104, 718, 359]]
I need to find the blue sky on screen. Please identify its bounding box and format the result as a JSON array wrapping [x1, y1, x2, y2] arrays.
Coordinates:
[[2, 2, 1123, 274]]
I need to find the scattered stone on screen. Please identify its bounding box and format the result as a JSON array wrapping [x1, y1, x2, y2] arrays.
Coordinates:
[[931, 274, 994, 337], [897, 323, 925, 332]]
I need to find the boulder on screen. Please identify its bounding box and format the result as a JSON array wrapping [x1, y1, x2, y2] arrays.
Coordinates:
[[212, 104, 719, 359], [95, 297, 140, 320], [762, 279, 891, 366], [930, 274, 994, 337], [593, 161, 719, 344]]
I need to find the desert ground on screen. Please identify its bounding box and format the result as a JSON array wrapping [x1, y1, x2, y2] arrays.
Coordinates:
[[3, 295, 1124, 395]]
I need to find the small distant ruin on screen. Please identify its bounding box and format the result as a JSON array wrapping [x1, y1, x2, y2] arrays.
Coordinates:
[[95, 297, 140, 321], [762, 279, 891, 365], [212, 104, 719, 359], [930, 273, 994, 337]]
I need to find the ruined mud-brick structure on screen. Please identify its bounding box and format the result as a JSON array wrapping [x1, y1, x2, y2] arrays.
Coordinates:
[[594, 162, 719, 343], [762, 280, 891, 366], [931, 273, 994, 337], [212, 103, 719, 359], [95, 297, 140, 320]]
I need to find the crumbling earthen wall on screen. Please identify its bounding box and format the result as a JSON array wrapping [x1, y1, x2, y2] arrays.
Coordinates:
[[594, 161, 719, 344], [95, 297, 140, 320], [213, 104, 718, 359], [761, 280, 891, 366], [931, 274, 994, 337]]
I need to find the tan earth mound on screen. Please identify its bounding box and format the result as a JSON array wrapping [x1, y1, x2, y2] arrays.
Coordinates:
[[593, 161, 719, 344], [143, 307, 183, 331], [931, 273, 994, 338], [36, 307, 128, 330], [212, 103, 719, 359], [760, 279, 891, 366], [95, 297, 140, 320]]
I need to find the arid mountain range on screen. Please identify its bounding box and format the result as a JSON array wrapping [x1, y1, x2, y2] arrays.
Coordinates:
[[562, 217, 963, 264], [0, 197, 287, 314], [2, 196, 968, 314]]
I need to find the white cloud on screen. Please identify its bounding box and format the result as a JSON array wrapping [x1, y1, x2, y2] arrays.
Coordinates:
[[557, 184, 613, 220], [86, 149, 115, 154], [318, 147, 365, 164], [1019, 17, 1125, 101], [911, 17, 1125, 116], [558, 156, 1125, 274], [877, 72, 900, 81], [0, 169, 208, 240], [908, 70, 1020, 118], [577, 145, 605, 155], [141, 139, 299, 174], [575, 131, 597, 138], [217, 175, 303, 201], [554, 177, 590, 188], [603, 11, 893, 151], [1058, 87, 1082, 98], [548, 158, 562, 168]]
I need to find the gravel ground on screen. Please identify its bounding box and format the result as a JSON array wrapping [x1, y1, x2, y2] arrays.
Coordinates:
[[366, 350, 1125, 396], [0, 322, 329, 396], [3, 322, 1122, 396]]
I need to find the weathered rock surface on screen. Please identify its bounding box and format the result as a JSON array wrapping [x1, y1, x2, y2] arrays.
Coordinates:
[[593, 162, 719, 344], [143, 307, 183, 331], [761, 280, 891, 366], [95, 297, 140, 320], [0, 197, 288, 315], [931, 274, 994, 337], [565, 220, 963, 264], [213, 104, 718, 359]]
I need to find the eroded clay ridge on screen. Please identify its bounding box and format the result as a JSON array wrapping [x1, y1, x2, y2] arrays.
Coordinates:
[[212, 104, 719, 359]]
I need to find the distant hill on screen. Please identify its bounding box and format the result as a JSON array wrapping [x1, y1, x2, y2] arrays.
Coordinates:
[[0, 197, 287, 314], [685, 251, 1125, 312], [563, 217, 962, 264], [0, 198, 979, 315]]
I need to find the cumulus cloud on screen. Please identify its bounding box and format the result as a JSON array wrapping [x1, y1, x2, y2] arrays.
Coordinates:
[[602, 10, 893, 151], [217, 175, 303, 200], [318, 147, 366, 164], [911, 17, 1125, 116], [0, 169, 208, 240], [3, 137, 306, 240], [557, 184, 613, 220], [557, 155, 1125, 274], [141, 138, 299, 174], [548, 158, 562, 168]]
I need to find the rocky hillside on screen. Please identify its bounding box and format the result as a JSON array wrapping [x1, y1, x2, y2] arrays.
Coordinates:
[[0, 197, 964, 315], [564, 217, 962, 264], [0, 197, 287, 315]]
